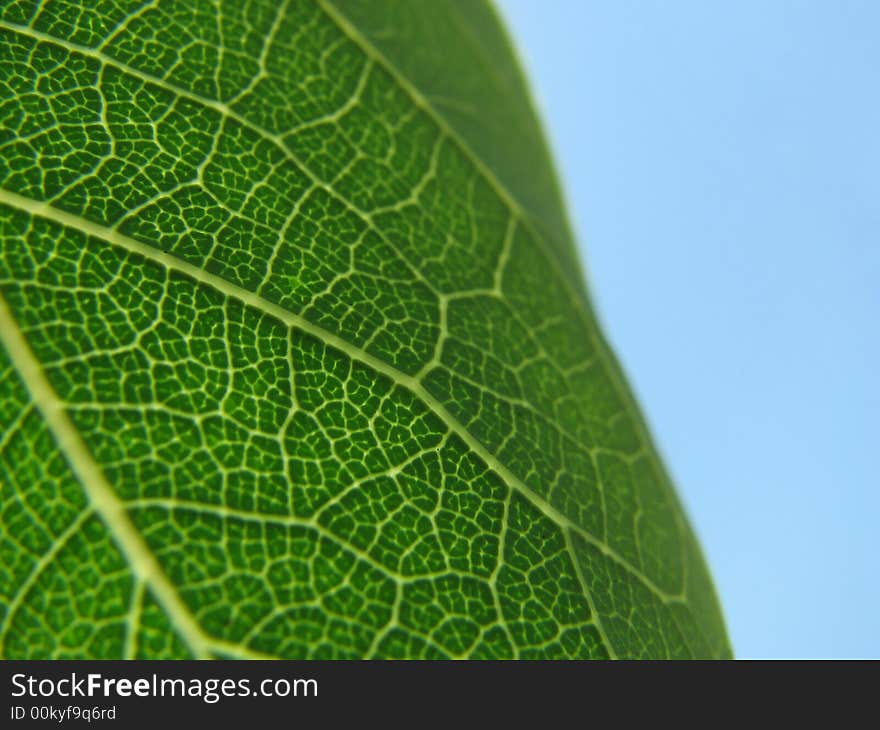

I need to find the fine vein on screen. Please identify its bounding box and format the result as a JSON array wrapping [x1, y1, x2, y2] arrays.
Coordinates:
[[0, 187, 678, 609], [0, 289, 213, 658]]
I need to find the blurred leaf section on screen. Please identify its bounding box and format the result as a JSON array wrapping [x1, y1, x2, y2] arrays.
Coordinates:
[[327, 0, 585, 294], [0, 0, 729, 658]]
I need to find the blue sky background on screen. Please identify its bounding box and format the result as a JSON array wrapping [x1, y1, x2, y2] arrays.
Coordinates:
[[497, 0, 879, 658]]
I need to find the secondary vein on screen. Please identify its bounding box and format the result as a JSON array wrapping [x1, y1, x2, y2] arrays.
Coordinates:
[[0, 188, 679, 608]]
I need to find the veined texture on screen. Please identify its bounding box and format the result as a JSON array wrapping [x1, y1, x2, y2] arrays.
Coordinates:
[[0, 0, 729, 658]]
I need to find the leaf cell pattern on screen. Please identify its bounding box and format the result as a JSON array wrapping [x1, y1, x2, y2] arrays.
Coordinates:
[[0, 0, 730, 659]]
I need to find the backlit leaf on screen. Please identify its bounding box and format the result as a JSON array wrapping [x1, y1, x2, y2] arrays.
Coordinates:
[[0, 0, 729, 659]]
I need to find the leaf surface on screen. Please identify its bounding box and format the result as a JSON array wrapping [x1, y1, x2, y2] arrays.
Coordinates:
[[0, 0, 730, 658]]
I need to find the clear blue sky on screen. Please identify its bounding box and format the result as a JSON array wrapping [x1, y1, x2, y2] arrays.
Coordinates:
[[497, 0, 879, 658]]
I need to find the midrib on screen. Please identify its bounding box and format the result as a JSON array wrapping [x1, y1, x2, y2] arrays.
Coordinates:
[[0, 187, 677, 611], [0, 18, 677, 585], [0, 289, 212, 658], [0, 11, 702, 655]]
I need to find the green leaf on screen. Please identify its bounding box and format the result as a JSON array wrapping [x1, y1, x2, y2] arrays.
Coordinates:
[[0, 0, 730, 659]]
